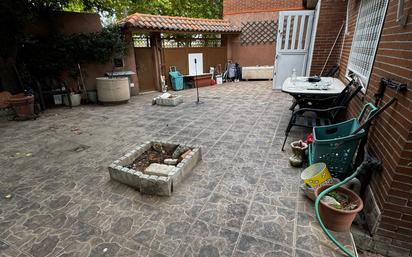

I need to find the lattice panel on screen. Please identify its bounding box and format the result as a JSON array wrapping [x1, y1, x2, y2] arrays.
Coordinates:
[[241, 20, 278, 45]]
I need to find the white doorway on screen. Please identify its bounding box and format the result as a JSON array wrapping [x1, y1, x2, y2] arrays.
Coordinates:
[[273, 10, 315, 89], [188, 53, 203, 75]]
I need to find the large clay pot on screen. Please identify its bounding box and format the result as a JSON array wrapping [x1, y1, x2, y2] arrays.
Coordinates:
[[315, 185, 363, 232], [8, 94, 35, 120], [96, 77, 130, 104]]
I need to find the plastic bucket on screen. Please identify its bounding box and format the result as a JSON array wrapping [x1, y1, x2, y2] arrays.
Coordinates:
[[216, 75, 223, 85], [63, 94, 81, 106], [301, 163, 332, 187], [87, 91, 97, 104]]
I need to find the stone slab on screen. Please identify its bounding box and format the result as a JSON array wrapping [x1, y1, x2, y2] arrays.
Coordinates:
[[145, 163, 175, 177]]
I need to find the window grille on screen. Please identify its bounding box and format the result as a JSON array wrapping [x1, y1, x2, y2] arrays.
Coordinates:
[[347, 0, 388, 87], [133, 34, 151, 47], [161, 34, 222, 48]]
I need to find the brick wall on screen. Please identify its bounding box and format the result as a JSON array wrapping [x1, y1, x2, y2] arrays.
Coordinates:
[[224, 0, 304, 15], [225, 12, 278, 66], [310, 0, 347, 75], [224, 0, 305, 67], [335, 0, 412, 255]]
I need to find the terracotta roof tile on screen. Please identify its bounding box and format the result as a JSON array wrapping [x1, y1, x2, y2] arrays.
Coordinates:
[[120, 13, 241, 33]]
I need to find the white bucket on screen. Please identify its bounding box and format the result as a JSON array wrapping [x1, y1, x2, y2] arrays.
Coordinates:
[[53, 95, 62, 105], [216, 75, 223, 85], [63, 94, 81, 106]]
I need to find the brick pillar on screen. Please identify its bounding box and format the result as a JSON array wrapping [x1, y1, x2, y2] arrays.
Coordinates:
[[123, 28, 140, 95]]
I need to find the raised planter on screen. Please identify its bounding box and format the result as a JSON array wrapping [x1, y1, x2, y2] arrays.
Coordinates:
[[156, 95, 183, 106], [315, 185, 364, 232], [96, 77, 130, 104], [108, 141, 201, 196]]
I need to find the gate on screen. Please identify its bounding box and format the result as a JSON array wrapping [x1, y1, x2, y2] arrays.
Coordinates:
[[273, 10, 315, 89], [134, 47, 157, 92]]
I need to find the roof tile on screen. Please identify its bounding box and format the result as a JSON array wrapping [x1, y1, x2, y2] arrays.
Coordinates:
[[120, 13, 241, 33]]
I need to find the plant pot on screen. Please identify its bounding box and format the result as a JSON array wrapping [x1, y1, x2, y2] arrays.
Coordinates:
[[315, 185, 363, 232], [63, 93, 81, 106], [289, 140, 308, 167], [96, 77, 130, 104], [8, 94, 35, 120]]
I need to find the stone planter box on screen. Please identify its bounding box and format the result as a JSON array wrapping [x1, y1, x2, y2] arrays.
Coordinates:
[[156, 95, 183, 106], [108, 141, 201, 196]]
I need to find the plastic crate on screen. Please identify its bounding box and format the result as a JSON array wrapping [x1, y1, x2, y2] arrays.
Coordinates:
[[308, 103, 378, 179]]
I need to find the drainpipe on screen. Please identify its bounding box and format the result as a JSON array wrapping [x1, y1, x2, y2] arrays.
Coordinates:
[[397, 0, 408, 26]]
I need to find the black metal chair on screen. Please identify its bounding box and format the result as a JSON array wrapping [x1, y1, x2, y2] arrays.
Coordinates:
[[281, 80, 362, 151]]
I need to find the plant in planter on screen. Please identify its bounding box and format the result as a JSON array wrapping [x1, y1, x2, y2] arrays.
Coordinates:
[[315, 185, 363, 232]]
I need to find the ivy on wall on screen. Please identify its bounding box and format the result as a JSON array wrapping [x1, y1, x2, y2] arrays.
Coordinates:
[[17, 25, 126, 82]]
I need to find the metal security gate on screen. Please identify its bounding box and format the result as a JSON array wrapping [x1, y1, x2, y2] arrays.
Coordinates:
[[273, 10, 315, 89]]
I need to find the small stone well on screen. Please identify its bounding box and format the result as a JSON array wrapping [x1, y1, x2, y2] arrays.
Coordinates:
[[108, 141, 201, 196], [156, 95, 183, 106]]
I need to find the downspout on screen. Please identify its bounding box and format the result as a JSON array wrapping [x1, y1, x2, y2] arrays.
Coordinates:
[[306, 0, 321, 76], [397, 0, 408, 26]]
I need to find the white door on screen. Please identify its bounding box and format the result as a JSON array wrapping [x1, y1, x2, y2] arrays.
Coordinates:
[[273, 10, 315, 89], [188, 53, 203, 75]]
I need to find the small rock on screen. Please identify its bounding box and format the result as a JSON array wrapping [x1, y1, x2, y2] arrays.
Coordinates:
[[145, 163, 175, 177], [322, 196, 341, 209], [4, 194, 12, 199], [164, 158, 178, 165], [160, 92, 171, 99], [172, 145, 190, 159]]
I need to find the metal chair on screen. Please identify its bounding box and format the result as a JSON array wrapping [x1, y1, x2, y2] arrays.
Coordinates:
[[281, 81, 362, 151]]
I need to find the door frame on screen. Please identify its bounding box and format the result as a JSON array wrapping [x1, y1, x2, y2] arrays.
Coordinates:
[[273, 10, 315, 89]]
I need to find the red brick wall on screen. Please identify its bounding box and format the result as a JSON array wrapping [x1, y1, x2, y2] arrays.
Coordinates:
[[310, 0, 347, 75], [225, 12, 278, 66], [336, 0, 412, 254], [224, 0, 304, 15], [224, 0, 305, 67]]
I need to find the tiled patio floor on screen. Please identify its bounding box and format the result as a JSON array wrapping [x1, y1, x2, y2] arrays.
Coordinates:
[[0, 81, 356, 257]]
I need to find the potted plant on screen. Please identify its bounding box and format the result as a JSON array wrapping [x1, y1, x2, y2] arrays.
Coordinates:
[[315, 185, 363, 232]]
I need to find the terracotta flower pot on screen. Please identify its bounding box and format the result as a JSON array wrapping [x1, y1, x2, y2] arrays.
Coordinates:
[[8, 94, 35, 120], [315, 185, 363, 232]]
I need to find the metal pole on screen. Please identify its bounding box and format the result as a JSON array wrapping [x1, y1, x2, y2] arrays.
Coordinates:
[[195, 58, 200, 104]]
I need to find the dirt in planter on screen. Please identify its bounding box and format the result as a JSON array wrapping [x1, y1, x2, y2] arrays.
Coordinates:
[[127, 143, 189, 172]]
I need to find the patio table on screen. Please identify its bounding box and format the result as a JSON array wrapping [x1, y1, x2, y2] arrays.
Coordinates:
[[282, 77, 346, 109]]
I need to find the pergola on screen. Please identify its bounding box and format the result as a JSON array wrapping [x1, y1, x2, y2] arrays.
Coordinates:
[[119, 13, 241, 92]]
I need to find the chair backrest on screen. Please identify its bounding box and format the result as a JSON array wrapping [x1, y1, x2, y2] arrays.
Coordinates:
[[329, 80, 362, 120], [332, 80, 362, 108], [324, 64, 339, 77]]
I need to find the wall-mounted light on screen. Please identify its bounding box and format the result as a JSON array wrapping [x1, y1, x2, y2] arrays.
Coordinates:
[[397, 0, 408, 27]]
